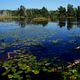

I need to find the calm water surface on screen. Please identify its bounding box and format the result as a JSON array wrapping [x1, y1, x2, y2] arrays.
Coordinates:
[[0, 20, 80, 62]]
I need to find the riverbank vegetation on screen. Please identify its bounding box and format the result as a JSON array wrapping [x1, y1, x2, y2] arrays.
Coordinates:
[[0, 4, 80, 22]]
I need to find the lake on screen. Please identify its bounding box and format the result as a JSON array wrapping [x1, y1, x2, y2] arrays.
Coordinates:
[[0, 19, 80, 62]]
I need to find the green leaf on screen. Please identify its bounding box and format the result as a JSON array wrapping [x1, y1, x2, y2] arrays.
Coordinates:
[[17, 71, 23, 74], [32, 70, 39, 74], [11, 67, 16, 73], [8, 74, 13, 79], [2, 69, 9, 76]]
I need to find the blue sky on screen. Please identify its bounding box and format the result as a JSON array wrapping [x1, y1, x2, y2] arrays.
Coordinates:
[[0, 0, 80, 10]]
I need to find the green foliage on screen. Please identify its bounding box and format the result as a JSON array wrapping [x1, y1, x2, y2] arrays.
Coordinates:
[[67, 4, 75, 17], [17, 5, 27, 17], [8, 74, 13, 79], [63, 69, 79, 80], [1, 54, 80, 80], [58, 4, 80, 19], [49, 10, 58, 21], [41, 7, 49, 18], [77, 6, 80, 18], [58, 6, 66, 18], [0, 54, 49, 79], [1, 4, 80, 20]]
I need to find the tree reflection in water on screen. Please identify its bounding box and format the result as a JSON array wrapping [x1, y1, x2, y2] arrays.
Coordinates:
[[58, 18, 66, 28], [58, 18, 80, 30], [16, 18, 48, 27]]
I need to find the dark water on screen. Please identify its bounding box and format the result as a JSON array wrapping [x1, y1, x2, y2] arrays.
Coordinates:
[[0, 19, 80, 62]]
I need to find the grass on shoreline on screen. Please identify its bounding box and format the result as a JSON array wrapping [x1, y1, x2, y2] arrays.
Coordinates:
[[0, 16, 25, 19]]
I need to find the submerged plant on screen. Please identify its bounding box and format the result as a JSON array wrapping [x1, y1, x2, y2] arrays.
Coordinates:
[[0, 54, 80, 80], [0, 54, 64, 80], [52, 39, 62, 44]]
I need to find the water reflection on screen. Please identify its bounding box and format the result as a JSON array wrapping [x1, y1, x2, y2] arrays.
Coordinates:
[[58, 18, 66, 28], [16, 18, 48, 27], [32, 21, 48, 27], [0, 18, 80, 61], [17, 18, 27, 28], [77, 19, 80, 28], [16, 18, 80, 29], [0, 18, 80, 29], [58, 18, 80, 30], [67, 18, 75, 30], [14, 18, 80, 28]]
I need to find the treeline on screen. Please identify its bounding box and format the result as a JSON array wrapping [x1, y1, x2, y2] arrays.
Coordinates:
[[58, 4, 80, 19], [0, 4, 80, 21], [16, 4, 80, 20], [16, 5, 50, 21], [0, 5, 58, 21]]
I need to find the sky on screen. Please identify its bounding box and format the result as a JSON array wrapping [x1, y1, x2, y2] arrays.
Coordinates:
[[0, 0, 80, 10]]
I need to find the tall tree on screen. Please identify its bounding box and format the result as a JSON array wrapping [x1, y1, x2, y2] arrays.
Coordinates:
[[58, 6, 66, 18], [74, 8, 77, 17], [17, 5, 27, 17], [76, 6, 80, 19], [67, 4, 74, 18], [41, 7, 49, 18]]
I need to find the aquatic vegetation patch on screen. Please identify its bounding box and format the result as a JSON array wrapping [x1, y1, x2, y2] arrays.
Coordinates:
[[0, 54, 80, 80], [52, 39, 62, 44], [0, 54, 64, 80], [63, 64, 80, 80], [68, 34, 80, 38]]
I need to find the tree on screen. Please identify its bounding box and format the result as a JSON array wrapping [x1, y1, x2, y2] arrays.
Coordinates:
[[58, 6, 66, 18], [41, 7, 49, 18], [49, 10, 58, 21], [76, 6, 80, 19], [74, 8, 77, 17], [17, 5, 27, 17], [67, 4, 74, 18]]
